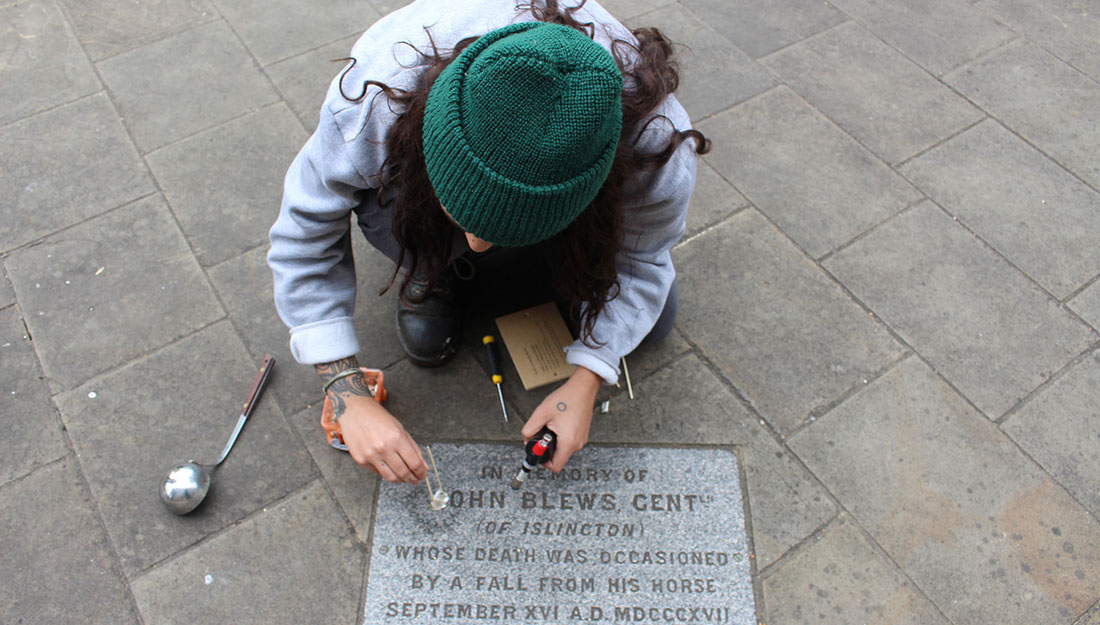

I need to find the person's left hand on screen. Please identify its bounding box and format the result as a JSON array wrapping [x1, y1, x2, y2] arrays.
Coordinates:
[[521, 366, 602, 472]]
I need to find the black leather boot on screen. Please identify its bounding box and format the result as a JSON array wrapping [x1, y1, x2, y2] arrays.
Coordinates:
[[396, 264, 464, 367]]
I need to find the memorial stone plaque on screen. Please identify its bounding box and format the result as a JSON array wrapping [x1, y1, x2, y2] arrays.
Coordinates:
[[364, 444, 756, 624]]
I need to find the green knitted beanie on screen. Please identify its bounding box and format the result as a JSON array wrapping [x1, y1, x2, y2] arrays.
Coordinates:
[[423, 22, 624, 246]]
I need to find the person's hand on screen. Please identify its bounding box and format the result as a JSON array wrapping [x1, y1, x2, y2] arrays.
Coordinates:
[[317, 358, 427, 484], [336, 393, 427, 484], [521, 367, 602, 472]]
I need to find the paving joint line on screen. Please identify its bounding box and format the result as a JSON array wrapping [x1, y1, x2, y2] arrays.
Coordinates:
[[0, 88, 107, 133], [49, 316, 229, 396], [140, 99, 288, 158], [46, 383, 151, 625], [890, 114, 989, 171], [814, 207, 945, 351], [81, 12, 225, 66], [980, 114, 1100, 199], [780, 351, 913, 440], [127, 479, 323, 582], [1064, 272, 1100, 308], [995, 340, 1100, 427], [677, 331, 785, 443], [988, 344, 1100, 528], [205, 239, 272, 273], [673, 204, 750, 251], [0, 191, 162, 258], [816, 194, 926, 264], [216, 7, 303, 131], [690, 82, 785, 126], [1074, 598, 1100, 625], [0, 452, 69, 496], [926, 198, 1072, 303], [751, 474, 961, 625], [359, 471, 384, 624], [929, 34, 1100, 202], [727, 443, 767, 622], [273, 385, 373, 563], [753, 17, 853, 66]]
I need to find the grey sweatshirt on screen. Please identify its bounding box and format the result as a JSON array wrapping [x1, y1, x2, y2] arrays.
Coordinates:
[[267, 0, 697, 385]]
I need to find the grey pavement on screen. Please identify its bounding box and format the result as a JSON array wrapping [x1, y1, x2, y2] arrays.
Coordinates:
[[2, 0, 1099, 623]]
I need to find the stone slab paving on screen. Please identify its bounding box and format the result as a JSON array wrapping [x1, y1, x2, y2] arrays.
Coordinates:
[[976, 0, 1100, 81], [827, 0, 1017, 75], [288, 404, 380, 543], [0, 458, 140, 625], [1070, 282, 1100, 330], [0, 93, 155, 253], [1003, 350, 1100, 519], [58, 0, 217, 62], [0, 0, 101, 127], [762, 516, 949, 625], [945, 40, 1100, 191], [900, 119, 1100, 301], [129, 481, 364, 625], [581, 353, 837, 571], [3, 0, 1100, 623], [683, 160, 747, 237], [53, 321, 317, 575], [825, 201, 1095, 419], [5, 195, 224, 393], [789, 356, 1100, 625], [761, 21, 983, 165], [630, 3, 775, 121], [674, 210, 905, 433], [601, 0, 675, 22], [0, 307, 67, 486], [96, 20, 280, 153], [212, 0, 380, 67], [146, 103, 308, 268], [678, 0, 846, 59], [266, 34, 361, 132], [697, 87, 923, 259]]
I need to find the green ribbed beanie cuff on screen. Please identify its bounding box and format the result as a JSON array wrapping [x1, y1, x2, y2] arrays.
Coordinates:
[[423, 22, 624, 246]]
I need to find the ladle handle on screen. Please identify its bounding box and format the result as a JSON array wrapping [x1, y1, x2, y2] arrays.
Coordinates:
[[212, 355, 276, 467], [242, 355, 276, 418]]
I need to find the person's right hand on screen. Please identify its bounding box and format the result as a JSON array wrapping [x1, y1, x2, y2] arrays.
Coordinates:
[[332, 391, 427, 484]]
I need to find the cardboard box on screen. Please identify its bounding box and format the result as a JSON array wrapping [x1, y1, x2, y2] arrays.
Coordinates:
[[494, 302, 575, 390]]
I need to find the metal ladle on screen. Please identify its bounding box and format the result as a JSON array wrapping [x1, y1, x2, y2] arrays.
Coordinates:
[[160, 355, 275, 515]]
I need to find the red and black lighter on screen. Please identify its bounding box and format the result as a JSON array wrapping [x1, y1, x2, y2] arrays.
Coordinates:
[[510, 426, 557, 489]]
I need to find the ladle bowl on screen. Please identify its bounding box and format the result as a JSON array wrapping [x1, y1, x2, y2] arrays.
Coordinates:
[[161, 462, 211, 514]]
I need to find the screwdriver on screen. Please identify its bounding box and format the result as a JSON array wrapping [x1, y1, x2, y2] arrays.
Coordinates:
[[483, 335, 510, 423]]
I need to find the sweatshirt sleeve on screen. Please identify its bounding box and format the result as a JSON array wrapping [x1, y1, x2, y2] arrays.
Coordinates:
[[564, 102, 698, 385], [267, 105, 374, 365]]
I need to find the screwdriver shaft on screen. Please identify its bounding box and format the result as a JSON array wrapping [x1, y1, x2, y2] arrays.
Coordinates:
[[496, 385, 509, 422]]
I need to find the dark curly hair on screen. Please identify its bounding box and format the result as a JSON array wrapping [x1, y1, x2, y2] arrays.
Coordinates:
[[337, 0, 709, 346]]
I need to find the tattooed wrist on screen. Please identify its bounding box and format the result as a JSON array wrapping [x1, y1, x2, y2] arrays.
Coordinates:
[[316, 357, 374, 421], [316, 357, 360, 381]]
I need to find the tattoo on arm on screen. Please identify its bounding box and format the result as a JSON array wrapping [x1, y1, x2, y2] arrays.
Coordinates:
[[316, 357, 373, 420], [556, 402, 567, 412]]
